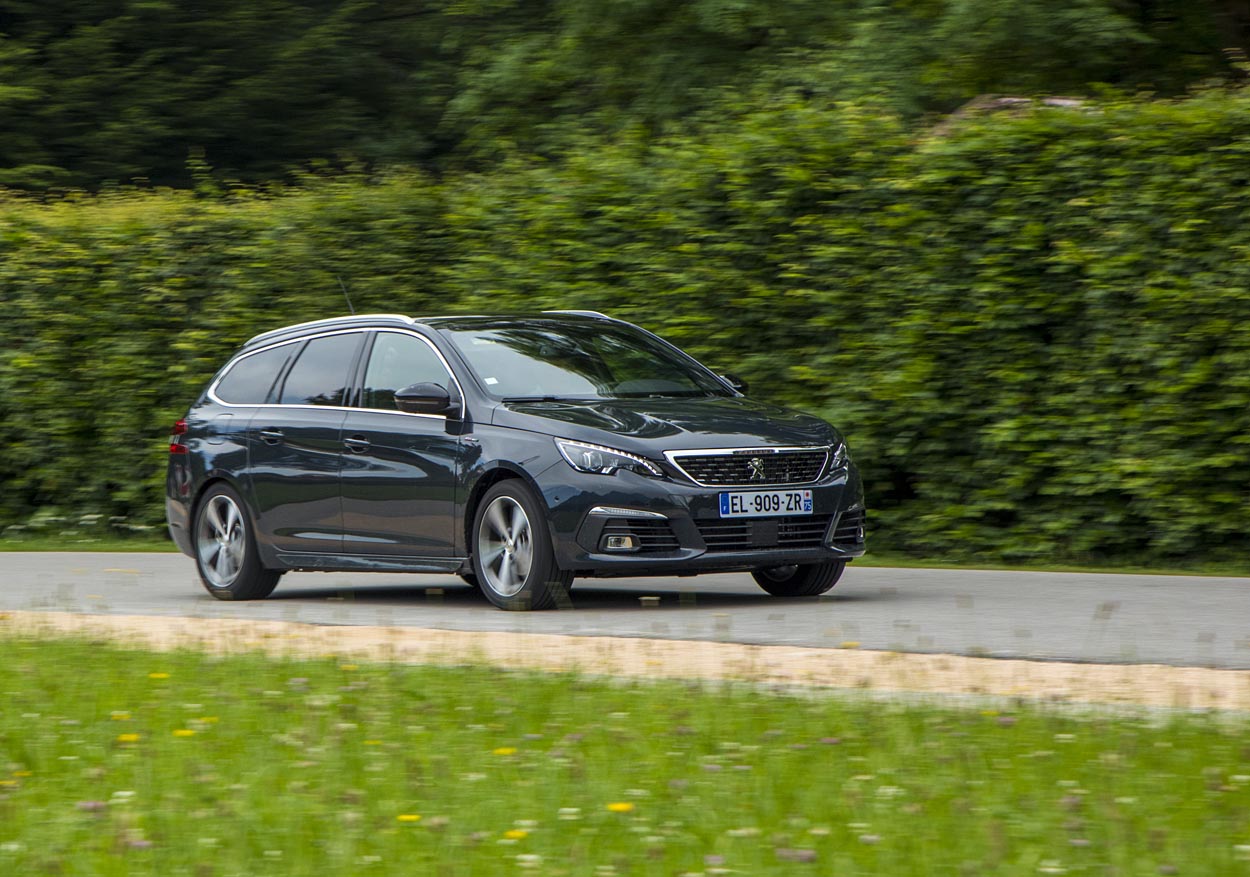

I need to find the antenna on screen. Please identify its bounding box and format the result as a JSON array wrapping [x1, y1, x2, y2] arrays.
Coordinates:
[[337, 275, 356, 316]]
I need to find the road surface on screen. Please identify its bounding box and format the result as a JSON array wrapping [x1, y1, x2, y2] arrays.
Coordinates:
[[1, 553, 1247, 668]]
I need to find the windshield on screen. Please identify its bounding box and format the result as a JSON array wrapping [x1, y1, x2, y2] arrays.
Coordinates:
[[442, 321, 732, 401]]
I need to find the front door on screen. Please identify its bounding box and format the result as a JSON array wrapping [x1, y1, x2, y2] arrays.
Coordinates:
[[339, 331, 462, 557]]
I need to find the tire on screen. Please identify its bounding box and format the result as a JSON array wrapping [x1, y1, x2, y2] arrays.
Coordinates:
[[193, 483, 281, 601], [751, 561, 845, 597], [471, 480, 572, 611]]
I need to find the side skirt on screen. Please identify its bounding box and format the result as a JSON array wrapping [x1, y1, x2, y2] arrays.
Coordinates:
[[275, 553, 469, 574]]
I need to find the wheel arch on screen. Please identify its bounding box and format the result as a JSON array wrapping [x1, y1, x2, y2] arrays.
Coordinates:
[[190, 472, 253, 528], [191, 473, 284, 572], [462, 463, 550, 559]]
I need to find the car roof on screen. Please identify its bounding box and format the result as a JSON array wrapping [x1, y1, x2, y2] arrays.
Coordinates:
[[240, 311, 617, 352]]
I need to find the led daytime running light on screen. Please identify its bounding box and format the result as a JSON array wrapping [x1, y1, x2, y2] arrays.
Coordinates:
[[556, 439, 663, 477]]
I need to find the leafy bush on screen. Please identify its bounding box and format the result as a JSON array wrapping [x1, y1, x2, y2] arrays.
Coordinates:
[[3, 88, 1249, 564]]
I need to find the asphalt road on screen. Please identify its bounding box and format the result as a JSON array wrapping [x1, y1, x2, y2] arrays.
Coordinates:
[[2, 552, 1247, 669]]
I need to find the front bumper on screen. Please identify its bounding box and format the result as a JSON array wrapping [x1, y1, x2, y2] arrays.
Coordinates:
[[539, 463, 866, 576]]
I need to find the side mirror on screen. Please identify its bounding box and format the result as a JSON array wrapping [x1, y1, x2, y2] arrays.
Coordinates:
[[395, 382, 459, 417], [720, 373, 748, 395]]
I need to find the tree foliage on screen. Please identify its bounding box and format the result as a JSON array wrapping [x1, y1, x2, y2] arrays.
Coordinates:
[[0, 0, 1245, 188]]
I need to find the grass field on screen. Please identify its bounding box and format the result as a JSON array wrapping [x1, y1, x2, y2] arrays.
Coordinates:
[[0, 536, 177, 553], [1, 637, 1247, 875]]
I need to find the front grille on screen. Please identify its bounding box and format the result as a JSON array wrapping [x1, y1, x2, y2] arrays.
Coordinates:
[[669, 448, 829, 486], [830, 509, 866, 549], [696, 514, 833, 552], [601, 518, 681, 552]]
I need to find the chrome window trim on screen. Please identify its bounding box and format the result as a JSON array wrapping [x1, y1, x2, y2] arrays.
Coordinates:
[[208, 335, 307, 408], [208, 327, 465, 421], [663, 445, 831, 488], [358, 329, 467, 417]]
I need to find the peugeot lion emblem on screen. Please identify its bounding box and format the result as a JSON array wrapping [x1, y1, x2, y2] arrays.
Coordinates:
[[747, 457, 767, 482]]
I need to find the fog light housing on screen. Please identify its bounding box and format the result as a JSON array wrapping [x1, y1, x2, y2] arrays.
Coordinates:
[[603, 534, 638, 552]]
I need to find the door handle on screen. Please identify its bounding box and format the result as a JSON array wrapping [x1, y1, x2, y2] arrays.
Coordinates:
[[344, 435, 371, 453], [259, 429, 284, 445]]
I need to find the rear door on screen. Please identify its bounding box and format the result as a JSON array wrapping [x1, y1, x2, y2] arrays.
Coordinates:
[[339, 330, 463, 557], [248, 331, 364, 555]]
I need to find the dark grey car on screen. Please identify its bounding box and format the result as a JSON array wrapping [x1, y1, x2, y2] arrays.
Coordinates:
[[166, 312, 865, 609]]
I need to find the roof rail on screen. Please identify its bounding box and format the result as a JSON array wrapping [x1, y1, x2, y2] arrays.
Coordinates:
[[541, 310, 612, 319], [244, 314, 415, 347]]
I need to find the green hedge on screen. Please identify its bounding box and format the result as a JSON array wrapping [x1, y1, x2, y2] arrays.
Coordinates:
[[3, 90, 1249, 563]]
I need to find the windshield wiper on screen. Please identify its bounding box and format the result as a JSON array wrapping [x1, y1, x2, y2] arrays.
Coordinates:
[[501, 395, 600, 403], [612, 390, 711, 399]]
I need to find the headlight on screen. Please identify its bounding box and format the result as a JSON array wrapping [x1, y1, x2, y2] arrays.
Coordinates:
[[831, 442, 850, 468], [555, 439, 663, 477]]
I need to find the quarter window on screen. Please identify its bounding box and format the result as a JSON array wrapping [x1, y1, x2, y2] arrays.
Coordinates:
[[215, 343, 298, 405], [361, 332, 451, 411], [279, 334, 362, 407]]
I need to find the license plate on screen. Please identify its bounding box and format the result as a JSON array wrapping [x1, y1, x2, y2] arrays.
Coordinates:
[[718, 490, 813, 518]]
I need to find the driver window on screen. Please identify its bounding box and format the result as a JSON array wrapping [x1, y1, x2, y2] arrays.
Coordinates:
[[361, 332, 450, 411]]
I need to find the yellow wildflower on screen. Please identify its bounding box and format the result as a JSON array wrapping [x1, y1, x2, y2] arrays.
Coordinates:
[[607, 802, 635, 813], [492, 747, 517, 756], [148, 672, 170, 680], [504, 829, 528, 840], [172, 729, 196, 738], [396, 814, 422, 823], [117, 733, 141, 743]]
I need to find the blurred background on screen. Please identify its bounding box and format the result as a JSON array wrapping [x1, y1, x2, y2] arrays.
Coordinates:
[[1, 0, 1248, 566]]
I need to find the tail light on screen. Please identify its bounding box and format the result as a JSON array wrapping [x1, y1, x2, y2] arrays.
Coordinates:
[[169, 419, 189, 454]]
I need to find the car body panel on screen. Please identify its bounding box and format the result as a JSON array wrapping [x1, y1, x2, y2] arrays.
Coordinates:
[[339, 409, 463, 557], [492, 396, 835, 452], [247, 407, 349, 555]]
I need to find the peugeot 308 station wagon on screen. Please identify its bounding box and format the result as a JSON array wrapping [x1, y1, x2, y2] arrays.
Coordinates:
[[165, 312, 866, 610]]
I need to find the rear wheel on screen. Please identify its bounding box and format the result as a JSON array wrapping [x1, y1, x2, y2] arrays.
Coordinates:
[[194, 484, 281, 601], [472, 481, 572, 610], [751, 561, 844, 597]]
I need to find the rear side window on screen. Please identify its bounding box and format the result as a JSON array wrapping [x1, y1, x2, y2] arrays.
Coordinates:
[[361, 332, 451, 411], [279, 333, 362, 407], [214, 343, 298, 405]]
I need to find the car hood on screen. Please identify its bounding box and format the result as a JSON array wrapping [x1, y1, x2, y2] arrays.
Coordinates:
[[491, 396, 839, 454]]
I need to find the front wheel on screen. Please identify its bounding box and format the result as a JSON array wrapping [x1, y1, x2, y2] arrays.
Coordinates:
[[472, 481, 572, 610], [194, 484, 281, 601], [751, 561, 845, 597]]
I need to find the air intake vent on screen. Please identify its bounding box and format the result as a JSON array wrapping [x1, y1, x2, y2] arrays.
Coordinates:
[[830, 509, 866, 549], [695, 515, 833, 552]]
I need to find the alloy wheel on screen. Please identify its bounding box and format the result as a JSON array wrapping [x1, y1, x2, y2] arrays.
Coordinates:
[[476, 496, 534, 597], [196, 494, 247, 588]]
